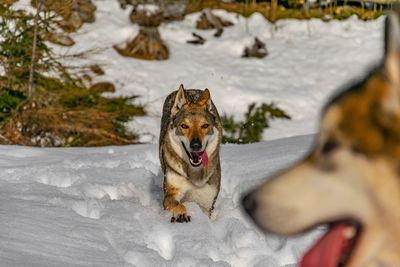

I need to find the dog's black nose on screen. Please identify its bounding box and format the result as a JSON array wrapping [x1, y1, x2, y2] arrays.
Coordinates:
[[242, 192, 258, 218], [190, 138, 202, 151]]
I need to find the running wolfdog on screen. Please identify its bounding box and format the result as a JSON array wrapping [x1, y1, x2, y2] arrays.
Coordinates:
[[160, 85, 222, 223]]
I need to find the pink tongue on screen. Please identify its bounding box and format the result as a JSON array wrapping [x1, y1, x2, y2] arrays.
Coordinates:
[[200, 151, 208, 167], [300, 224, 351, 267], [191, 151, 209, 167]]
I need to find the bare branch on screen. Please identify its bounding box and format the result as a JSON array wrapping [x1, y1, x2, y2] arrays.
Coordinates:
[[27, 0, 42, 99]]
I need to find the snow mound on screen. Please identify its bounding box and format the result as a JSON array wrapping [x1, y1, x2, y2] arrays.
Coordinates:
[[0, 134, 324, 267]]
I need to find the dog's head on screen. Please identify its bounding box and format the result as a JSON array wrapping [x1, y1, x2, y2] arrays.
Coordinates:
[[170, 84, 218, 167], [242, 14, 400, 267]]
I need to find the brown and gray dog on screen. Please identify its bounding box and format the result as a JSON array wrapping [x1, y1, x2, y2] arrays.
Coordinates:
[[159, 84, 222, 223], [243, 14, 400, 267]]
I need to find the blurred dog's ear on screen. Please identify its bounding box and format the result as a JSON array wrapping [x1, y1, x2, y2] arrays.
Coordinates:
[[172, 84, 187, 116], [380, 13, 400, 117], [383, 13, 400, 86]]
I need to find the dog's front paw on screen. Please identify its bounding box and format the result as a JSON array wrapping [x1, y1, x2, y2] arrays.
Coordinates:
[[170, 203, 191, 223], [171, 214, 191, 223]]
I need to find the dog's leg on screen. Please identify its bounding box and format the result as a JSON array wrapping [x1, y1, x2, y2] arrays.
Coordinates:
[[163, 172, 191, 223], [184, 183, 218, 218], [183, 168, 220, 219], [207, 164, 221, 218]]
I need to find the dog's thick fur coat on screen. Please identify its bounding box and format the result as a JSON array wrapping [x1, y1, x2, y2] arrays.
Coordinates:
[[159, 85, 222, 223]]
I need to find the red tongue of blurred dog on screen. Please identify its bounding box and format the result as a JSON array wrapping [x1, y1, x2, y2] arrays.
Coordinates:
[[300, 223, 353, 267], [191, 151, 208, 167]]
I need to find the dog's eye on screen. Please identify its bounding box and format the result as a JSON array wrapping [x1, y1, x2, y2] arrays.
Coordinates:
[[180, 124, 189, 129], [201, 124, 209, 129], [351, 145, 363, 154], [321, 140, 339, 155]]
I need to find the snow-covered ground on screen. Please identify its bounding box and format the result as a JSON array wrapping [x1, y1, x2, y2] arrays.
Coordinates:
[[58, 0, 382, 143], [0, 135, 320, 267], [4, 1, 387, 266]]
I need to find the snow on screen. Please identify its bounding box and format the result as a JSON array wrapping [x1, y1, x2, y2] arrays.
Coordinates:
[[54, 1, 382, 143], [3, 1, 386, 266], [0, 135, 322, 267], [136, 4, 160, 15]]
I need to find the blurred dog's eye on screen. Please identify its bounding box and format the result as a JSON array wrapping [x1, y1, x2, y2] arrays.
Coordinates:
[[321, 140, 338, 155], [180, 124, 189, 129], [351, 145, 363, 154], [201, 124, 209, 129]]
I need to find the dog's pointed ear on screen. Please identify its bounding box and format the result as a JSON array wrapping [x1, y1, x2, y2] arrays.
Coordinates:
[[198, 88, 217, 117], [384, 13, 400, 86], [172, 84, 187, 116], [198, 88, 214, 110], [198, 88, 210, 106]]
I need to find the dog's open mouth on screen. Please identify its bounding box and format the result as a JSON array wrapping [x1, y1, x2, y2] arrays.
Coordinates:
[[181, 141, 209, 167], [189, 151, 208, 167], [300, 220, 362, 267]]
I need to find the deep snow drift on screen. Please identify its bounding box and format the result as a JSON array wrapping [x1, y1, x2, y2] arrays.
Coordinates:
[[0, 135, 320, 267]]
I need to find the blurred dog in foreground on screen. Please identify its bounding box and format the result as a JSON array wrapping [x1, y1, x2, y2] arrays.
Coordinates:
[[159, 85, 222, 223], [242, 14, 400, 267]]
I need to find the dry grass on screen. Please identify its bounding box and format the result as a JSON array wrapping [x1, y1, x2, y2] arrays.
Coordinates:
[[187, 0, 385, 22], [0, 77, 145, 147], [1, 107, 138, 146]]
